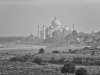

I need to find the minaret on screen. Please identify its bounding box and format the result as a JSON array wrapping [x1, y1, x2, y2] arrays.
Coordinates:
[[43, 24, 46, 39], [38, 25, 40, 38], [55, 16, 56, 20], [81, 35, 84, 45], [73, 24, 75, 30]]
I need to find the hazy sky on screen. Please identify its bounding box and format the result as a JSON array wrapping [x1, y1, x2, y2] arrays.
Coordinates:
[[0, 0, 100, 36]]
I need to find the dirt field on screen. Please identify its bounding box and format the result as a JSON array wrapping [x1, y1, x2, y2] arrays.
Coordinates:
[[0, 44, 100, 75], [0, 43, 99, 60]]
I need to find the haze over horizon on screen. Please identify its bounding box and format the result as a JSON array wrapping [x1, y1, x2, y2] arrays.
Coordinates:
[[0, 0, 100, 37]]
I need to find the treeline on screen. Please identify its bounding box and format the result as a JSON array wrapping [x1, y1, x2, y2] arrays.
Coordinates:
[[44, 30, 100, 46], [1, 30, 100, 46], [8, 48, 100, 66], [9, 53, 100, 66], [0, 34, 43, 44], [0, 36, 25, 43]]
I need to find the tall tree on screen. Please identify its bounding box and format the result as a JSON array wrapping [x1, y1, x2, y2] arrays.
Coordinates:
[[65, 34, 73, 44], [52, 30, 64, 43], [45, 34, 50, 39], [71, 30, 78, 42]]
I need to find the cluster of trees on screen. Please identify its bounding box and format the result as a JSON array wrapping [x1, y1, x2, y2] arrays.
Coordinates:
[[73, 57, 100, 66], [9, 48, 45, 64], [1, 30, 100, 46], [9, 54, 43, 65], [9, 47, 100, 66], [0, 34, 43, 44], [61, 62, 89, 75], [44, 30, 100, 46]]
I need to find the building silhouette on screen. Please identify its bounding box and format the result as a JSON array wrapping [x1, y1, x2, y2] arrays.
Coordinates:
[[38, 16, 75, 39]]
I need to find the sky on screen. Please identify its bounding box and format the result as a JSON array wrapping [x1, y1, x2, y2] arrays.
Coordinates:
[[0, 0, 100, 36]]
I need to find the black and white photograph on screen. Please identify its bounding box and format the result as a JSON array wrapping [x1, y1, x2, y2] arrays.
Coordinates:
[[0, 0, 100, 75]]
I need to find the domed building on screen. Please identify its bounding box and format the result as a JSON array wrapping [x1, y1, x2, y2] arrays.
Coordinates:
[[51, 16, 61, 29], [38, 16, 75, 39]]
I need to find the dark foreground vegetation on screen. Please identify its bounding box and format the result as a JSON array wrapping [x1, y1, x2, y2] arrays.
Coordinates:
[[1, 47, 100, 75], [0, 58, 100, 75]]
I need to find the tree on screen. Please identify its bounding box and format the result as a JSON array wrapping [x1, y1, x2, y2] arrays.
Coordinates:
[[65, 34, 73, 44], [68, 49, 72, 53], [43, 37, 54, 43], [83, 34, 94, 45], [45, 34, 50, 39], [75, 68, 88, 75], [52, 30, 64, 44], [95, 38, 100, 43], [38, 48, 45, 54], [29, 33, 34, 38], [72, 30, 78, 42], [72, 30, 78, 37], [61, 62, 76, 75]]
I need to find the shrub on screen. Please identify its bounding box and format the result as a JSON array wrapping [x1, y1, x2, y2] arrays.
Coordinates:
[[33, 57, 42, 65], [9, 57, 21, 62], [9, 56, 28, 62], [75, 68, 88, 75], [38, 48, 45, 54], [70, 50, 77, 54], [61, 66, 68, 73], [52, 50, 60, 53], [61, 62, 76, 74], [83, 47, 90, 50], [68, 49, 72, 53]]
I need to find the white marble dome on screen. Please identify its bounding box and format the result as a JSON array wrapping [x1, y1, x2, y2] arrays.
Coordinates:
[[64, 25, 69, 30], [51, 17, 61, 28]]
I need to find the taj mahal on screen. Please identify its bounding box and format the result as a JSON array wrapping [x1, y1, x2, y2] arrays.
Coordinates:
[[38, 16, 75, 39]]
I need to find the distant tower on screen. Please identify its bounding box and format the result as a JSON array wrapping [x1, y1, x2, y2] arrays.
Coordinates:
[[43, 24, 46, 39], [81, 35, 84, 44], [38, 25, 40, 38], [55, 16, 56, 20], [73, 24, 75, 30]]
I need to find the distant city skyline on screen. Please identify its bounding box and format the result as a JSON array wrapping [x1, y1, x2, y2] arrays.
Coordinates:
[[0, 0, 100, 36]]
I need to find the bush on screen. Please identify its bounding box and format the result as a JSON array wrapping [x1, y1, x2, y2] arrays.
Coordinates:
[[52, 50, 60, 54], [9, 56, 29, 62], [83, 47, 90, 50], [9, 57, 21, 62], [33, 57, 42, 65], [38, 48, 45, 54], [70, 50, 77, 54], [68, 49, 72, 53], [61, 62, 76, 74], [75, 68, 88, 75], [61, 66, 68, 73]]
